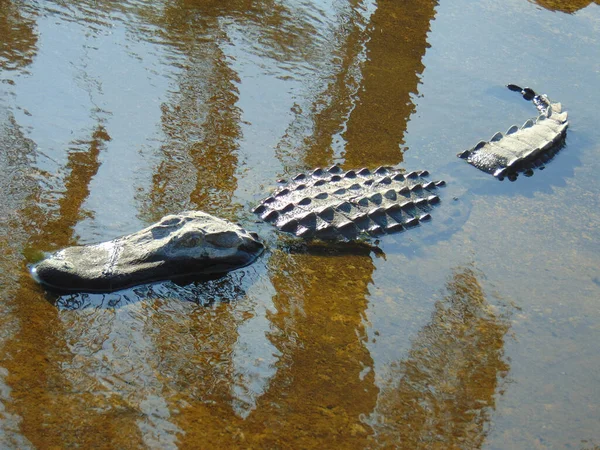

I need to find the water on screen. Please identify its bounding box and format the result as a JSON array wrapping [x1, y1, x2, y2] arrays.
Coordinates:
[[1, 0, 599, 448]]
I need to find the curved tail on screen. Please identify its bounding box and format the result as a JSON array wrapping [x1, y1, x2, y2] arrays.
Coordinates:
[[507, 84, 552, 115], [457, 84, 568, 180]]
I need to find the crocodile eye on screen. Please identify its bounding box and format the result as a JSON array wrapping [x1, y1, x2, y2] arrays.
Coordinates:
[[176, 231, 203, 248], [205, 231, 242, 248], [161, 217, 182, 227], [152, 216, 184, 239]]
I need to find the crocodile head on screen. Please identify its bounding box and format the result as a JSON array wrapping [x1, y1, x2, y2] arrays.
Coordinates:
[[31, 211, 264, 293]]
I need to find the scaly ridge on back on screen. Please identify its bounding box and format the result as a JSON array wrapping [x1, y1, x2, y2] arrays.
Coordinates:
[[253, 166, 446, 240], [457, 85, 568, 180]]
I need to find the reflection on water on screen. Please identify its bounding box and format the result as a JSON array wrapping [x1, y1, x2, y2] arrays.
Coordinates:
[[342, 0, 437, 168], [138, 0, 349, 221], [248, 246, 379, 446], [0, 3, 39, 444], [0, 112, 38, 267], [367, 268, 510, 449], [141, 2, 244, 222], [0, 0, 598, 447], [534, 0, 600, 13], [275, 0, 438, 171], [27, 124, 110, 251], [46, 258, 510, 448], [274, 0, 373, 172], [0, 113, 114, 446], [0, 1, 37, 72]]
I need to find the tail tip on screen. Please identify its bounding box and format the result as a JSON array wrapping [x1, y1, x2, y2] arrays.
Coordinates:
[[507, 84, 536, 101]]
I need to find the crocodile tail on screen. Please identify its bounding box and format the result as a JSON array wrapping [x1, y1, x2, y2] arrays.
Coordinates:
[[507, 84, 551, 115]]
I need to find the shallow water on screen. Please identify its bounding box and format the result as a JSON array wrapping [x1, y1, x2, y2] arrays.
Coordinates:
[[1, 0, 599, 448]]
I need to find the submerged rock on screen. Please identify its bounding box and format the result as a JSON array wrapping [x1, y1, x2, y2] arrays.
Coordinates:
[[31, 211, 264, 293]]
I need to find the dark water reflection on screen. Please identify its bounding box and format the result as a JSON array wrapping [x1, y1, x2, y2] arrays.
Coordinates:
[[341, 0, 436, 168], [1, 0, 599, 448], [252, 246, 379, 447], [367, 268, 510, 449], [534, 0, 599, 13], [0, 1, 37, 72]]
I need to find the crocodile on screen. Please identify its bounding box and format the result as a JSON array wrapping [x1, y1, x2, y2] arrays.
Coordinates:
[[30, 84, 568, 293], [31, 170, 445, 292]]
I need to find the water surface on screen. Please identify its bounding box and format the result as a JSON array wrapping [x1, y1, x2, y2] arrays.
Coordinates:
[[1, 0, 599, 448]]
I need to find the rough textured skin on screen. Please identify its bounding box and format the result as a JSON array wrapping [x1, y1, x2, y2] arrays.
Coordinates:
[[457, 86, 568, 179], [30, 84, 568, 293], [253, 166, 446, 240], [31, 211, 264, 292]]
